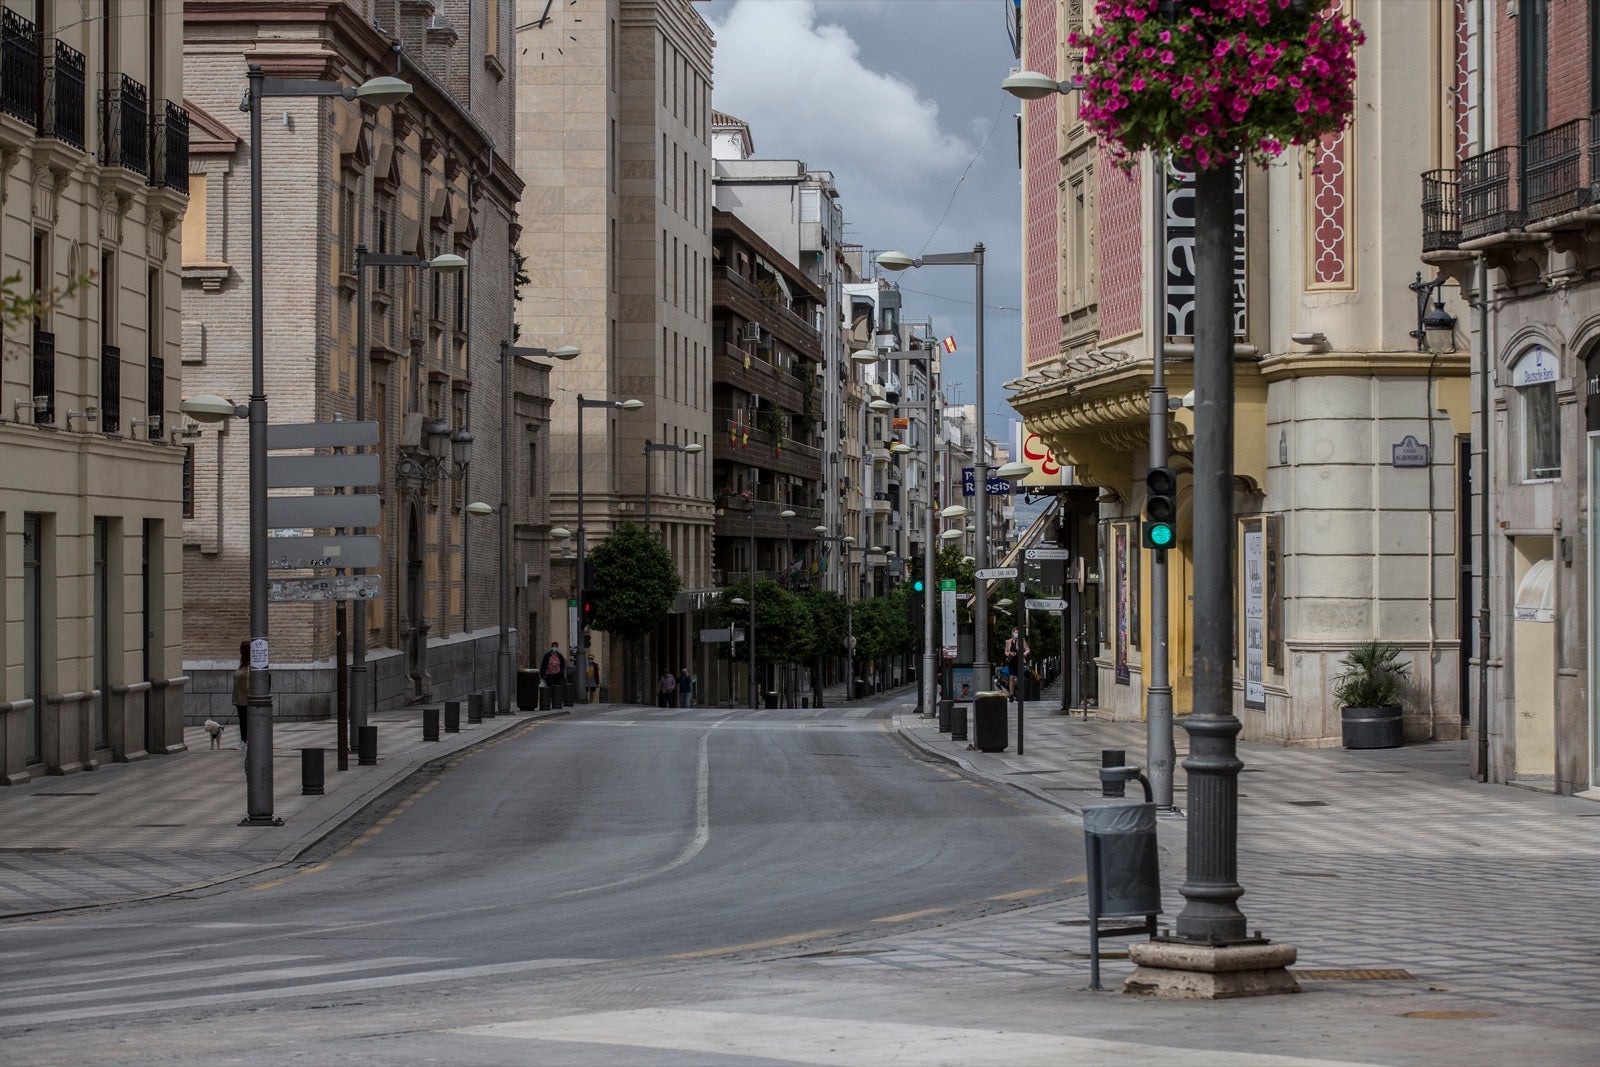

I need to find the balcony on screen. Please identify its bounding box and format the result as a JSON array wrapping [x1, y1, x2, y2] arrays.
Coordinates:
[[1421, 169, 1460, 253], [100, 344, 121, 434], [712, 495, 822, 543], [41, 39, 86, 150], [713, 408, 822, 482], [151, 100, 188, 193], [32, 329, 55, 425], [1524, 119, 1590, 220], [713, 266, 822, 355], [1460, 145, 1521, 242], [146, 354, 164, 437], [100, 74, 149, 175], [0, 8, 39, 128], [713, 343, 807, 413]]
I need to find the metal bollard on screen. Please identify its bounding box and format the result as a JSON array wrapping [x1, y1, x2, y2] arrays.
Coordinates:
[[300, 748, 325, 795], [483, 690, 498, 719], [467, 692, 484, 724], [950, 701, 968, 742], [357, 725, 377, 766], [1101, 749, 1127, 797], [422, 706, 440, 742], [550, 684, 563, 710], [538, 686, 552, 711], [938, 699, 953, 732], [443, 699, 461, 733]]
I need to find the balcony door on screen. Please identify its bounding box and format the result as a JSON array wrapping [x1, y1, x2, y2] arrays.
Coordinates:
[[1519, 0, 1548, 138]]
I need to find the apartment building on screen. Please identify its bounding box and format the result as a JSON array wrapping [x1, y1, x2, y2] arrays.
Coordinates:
[[181, 0, 538, 718], [0, 1, 189, 782]]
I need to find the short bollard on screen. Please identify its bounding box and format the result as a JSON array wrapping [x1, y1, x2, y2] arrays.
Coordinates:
[[483, 690, 498, 719], [467, 692, 484, 724], [300, 747, 325, 795], [443, 699, 461, 733], [538, 686, 552, 711], [422, 706, 440, 742], [565, 681, 578, 705], [1101, 749, 1127, 797], [357, 725, 377, 766], [550, 684, 563, 710], [937, 698, 953, 732], [950, 702, 969, 742]]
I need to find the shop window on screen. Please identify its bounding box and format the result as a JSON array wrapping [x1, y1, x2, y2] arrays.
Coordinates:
[[1511, 345, 1560, 481]]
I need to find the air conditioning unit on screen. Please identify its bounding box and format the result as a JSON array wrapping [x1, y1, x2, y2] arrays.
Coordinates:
[[742, 321, 762, 343]]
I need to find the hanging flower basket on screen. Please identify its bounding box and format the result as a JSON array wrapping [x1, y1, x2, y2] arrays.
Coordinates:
[[1070, 0, 1364, 170]]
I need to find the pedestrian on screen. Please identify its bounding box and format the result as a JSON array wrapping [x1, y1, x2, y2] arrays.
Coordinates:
[[586, 658, 600, 703], [658, 668, 677, 708], [677, 667, 693, 709], [1004, 628, 1030, 699], [540, 641, 566, 692], [232, 640, 250, 751]]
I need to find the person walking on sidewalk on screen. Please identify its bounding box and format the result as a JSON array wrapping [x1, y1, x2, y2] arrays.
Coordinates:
[[540, 641, 566, 694], [677, 668, 694, 710], [586, 658, 600, 703], [658, 669, 677, 708], [232, 640, 250, 751]]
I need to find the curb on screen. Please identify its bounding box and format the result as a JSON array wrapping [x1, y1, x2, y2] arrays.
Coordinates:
[[891, 714, 1088, 819]]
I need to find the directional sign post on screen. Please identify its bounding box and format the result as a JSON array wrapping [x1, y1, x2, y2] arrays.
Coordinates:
[[975, 567, 1018, 581], [1024, 547, 1071, 562], [266, 535, 381, 571], [269, 574, 382, 603], [1024, 597, 1069, 613], [940, 578, 957, 659]]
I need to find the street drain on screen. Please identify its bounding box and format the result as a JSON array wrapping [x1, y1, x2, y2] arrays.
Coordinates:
[[1402, 1010, 1497, 1020], [31, 792, 99, 797], [1296, 968, 1413, 981]]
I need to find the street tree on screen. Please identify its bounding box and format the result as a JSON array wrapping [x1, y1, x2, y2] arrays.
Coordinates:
[[589, 521, 681, 701]]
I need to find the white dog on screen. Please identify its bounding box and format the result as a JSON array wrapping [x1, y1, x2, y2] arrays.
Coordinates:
[[203, 719, 225, 750]]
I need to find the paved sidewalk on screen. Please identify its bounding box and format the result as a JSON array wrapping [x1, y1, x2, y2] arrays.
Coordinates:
[[893, 699, 1600, 1010], [0, 699, 576, 918]]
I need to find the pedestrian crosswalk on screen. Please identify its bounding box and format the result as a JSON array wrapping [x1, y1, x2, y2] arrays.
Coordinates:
[[0, 943, 599, 1030]]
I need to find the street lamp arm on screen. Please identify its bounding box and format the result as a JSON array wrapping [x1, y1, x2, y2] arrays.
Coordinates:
[[916, 250, 982, 267], [258, 77, 355, 99]]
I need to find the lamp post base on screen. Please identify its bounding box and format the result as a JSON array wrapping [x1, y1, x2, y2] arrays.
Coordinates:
[[1124, 939, 1299, 999]]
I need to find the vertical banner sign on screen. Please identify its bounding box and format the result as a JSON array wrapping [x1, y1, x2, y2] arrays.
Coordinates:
[[1265, 514, 1282, 668], [1166, 160, 1247, 338], [941, 578, 958, 658], [568, 599, 579, 654], [1243, 520, 1266, 709], [1114, 523, 1131, 686]]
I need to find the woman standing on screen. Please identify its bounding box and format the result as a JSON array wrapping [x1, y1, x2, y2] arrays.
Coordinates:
[[232, 640, 250, 751]]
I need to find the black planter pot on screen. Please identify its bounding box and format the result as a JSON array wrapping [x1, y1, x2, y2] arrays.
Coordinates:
[[1341, 705, 1402, 749]]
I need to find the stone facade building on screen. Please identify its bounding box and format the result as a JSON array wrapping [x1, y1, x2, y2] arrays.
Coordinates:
[[180, 0, 543, 719], [1421, 0, 1600, 796], [514, 0, 715, 703], [1008, 0, 1470, 746], [0, 1, 190, 782]]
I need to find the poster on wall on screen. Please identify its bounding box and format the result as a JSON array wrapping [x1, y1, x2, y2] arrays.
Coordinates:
[[1243, 523, 1266, 709], [1115, 523, 1131, 686], [1265, 514, 1282, 668]]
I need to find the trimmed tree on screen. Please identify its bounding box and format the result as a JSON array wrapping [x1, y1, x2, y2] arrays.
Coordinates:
[[589, 521, 681, 702]]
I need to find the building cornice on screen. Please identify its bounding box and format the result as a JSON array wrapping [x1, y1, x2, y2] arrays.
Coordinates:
[[1256, 350, 1471, 383]]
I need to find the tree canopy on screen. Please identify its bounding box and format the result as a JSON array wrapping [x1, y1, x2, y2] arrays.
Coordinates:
[[588, 521, 681, 640]]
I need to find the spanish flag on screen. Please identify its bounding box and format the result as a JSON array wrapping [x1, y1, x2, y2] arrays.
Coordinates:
[[942, 336, 957, 353]]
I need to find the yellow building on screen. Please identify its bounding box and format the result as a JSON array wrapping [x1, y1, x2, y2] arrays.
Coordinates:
[[0, 2, 189, 781]]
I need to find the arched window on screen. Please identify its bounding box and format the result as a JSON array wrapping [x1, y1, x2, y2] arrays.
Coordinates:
[[1511, 345, 1560, 481]]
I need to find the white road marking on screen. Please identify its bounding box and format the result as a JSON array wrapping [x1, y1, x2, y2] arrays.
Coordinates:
[[453, 1010, 1394, 1067], [0, 954, 313, 994], [0, 956, 437, 1009], [0, 958, 601, 1029]]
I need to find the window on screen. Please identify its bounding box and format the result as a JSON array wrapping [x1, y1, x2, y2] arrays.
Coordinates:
[[181, 173, 208, 264], [182, 445, 194, 518], [341, 182, 359, 274], [1519, 0, 1548, 137], [529, 441, 539, 498], [93, 518, 109, 749], [23, 513, 43, 764], [1512, 345, 1560, 481]]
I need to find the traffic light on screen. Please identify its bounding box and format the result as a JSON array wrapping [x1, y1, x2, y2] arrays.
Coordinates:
[[581, 560, 597, 626], [1143, 466, 1177, 549], [909, 555, 925, 594]]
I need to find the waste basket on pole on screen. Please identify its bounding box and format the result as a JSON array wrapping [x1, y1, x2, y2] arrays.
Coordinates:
[[1082, 764, 1161, 990], [764, 690, 779, 710], [972, 691, 1008, 752]]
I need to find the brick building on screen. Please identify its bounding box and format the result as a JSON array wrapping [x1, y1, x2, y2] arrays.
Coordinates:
[[0, 1, 190, 782], [180, 0, 545, 719]]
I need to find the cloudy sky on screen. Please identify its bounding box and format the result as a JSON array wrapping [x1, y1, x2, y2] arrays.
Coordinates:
[[697, 0, 1027, 438]]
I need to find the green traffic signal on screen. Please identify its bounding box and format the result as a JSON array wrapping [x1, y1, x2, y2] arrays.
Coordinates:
[[912, 578, 925, 593], [1145, 521, 1175, 549]]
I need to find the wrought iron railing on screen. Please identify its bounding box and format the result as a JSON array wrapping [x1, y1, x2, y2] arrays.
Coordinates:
[[150, 100, 188, 192], [100, 344, 121, 434], [1421, 169, 1461, 252], [146, 354, 164, 437], [100, 73, 149, 174], [1524, 119, 1589, 220], [0, 8, 38, 126], [1459, 145, 1522, 241], [32, 329, 55, 424], [41, 39, 85, 148], [1591, 111, 1600, 201]]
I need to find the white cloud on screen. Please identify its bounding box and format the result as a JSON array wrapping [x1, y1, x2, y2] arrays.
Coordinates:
[[707, 0, 975, 239]]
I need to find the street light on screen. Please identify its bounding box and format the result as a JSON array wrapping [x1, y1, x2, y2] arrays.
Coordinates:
[[642, 439, 704, 527], [814, 526, 857, 706], [1000, 70, 1087, 99], [236, 65, 413, 825], [877, 245, 992, 691], [492, 343, 580, 712], [575, 394, 643, 703], [1409, 271, 1457, 353], [743, 505, 797, 708], [346, 244, 467, 747]]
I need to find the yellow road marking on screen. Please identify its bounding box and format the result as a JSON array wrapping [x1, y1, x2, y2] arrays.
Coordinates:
[[872, 907, 951, 924], [666, 928, 841, 960], [987, 885, 1055, 901]]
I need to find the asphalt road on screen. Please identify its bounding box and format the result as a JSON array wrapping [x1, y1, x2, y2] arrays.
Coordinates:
[[0, 703, 1086, 1060]]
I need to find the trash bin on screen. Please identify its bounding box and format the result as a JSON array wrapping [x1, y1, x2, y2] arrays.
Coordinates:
[[518, 670, 539, 711], [972, 691, 1008, 752], [950, 701, 969, 742], [937, 698, 953, 732], [1083, 795, 1162, 990], [764, 690, 779, 710]]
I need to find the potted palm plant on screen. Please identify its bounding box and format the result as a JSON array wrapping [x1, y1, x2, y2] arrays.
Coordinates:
[[1332, 641, 1410, 749]]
